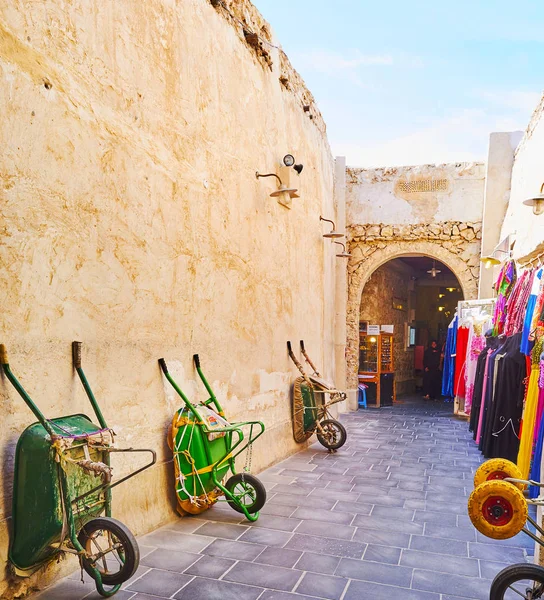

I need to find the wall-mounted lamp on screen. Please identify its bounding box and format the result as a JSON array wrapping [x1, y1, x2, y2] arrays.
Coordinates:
[[256, 171, 298, 209], [283, 154, 304, 174], [320, 216, 344, 239], [480, 248, 510, 269], [446, 287, 457, 293], [523, 183, 544, 216], [427, 260, 441, 278], [334, 241, 351, 258], [438, 293, 445, 299]]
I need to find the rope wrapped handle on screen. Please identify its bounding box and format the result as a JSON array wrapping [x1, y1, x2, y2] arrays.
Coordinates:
[[0, 344, 8, 365], [72, 341, 82, 369]]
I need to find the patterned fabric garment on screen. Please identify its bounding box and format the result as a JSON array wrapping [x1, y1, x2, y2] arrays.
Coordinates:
[[442, 314, 458, 398], [517, 337, 543, 479], [529, 273, 544, 342], [492, 260, 517, 336], [454, 325, 469, 398], [464, 322, 486, 414], [529, 356, 544, 498], [504, 269, 534, 336]]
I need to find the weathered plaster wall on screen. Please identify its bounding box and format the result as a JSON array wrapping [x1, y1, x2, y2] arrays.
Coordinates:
[[346, 163, 486, 226], [499, 92, 544, 262], [344, 162, 485, 394], [359, 260, 415, 395], [0, 1, 337, 596], [345, 227, 481, 393], [479, 132, 523, 297]]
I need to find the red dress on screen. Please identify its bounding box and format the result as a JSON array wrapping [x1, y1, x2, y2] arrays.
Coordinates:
[[454, 326, 469, 398]]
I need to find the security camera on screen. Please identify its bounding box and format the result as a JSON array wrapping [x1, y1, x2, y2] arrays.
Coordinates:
[[283, 154, 295, 167]]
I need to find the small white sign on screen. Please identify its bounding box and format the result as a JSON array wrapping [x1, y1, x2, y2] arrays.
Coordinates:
[[368, 325, 380, 335], [381, 325, 394, 333]]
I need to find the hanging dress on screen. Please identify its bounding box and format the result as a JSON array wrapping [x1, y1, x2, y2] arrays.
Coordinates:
[[454, 325, 469, 399], [517, 338, 544, 479], [521, 269, 542, 355], [470, 336, 495, 436], [464, 322, 486, 415], [529, 358, 544, 499], [442, 315, 458, 398]]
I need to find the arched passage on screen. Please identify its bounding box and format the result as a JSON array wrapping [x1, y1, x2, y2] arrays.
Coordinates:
[[346, 241, 479, 397]]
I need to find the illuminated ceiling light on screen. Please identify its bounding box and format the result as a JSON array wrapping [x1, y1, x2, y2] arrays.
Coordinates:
[[446, 287, 456, 292], [427, 260, 441, 278], [523, 183, 544, 216], [369, 336, 377, 343], [438, 306, 445, 312], [438, 293, 445, 299]]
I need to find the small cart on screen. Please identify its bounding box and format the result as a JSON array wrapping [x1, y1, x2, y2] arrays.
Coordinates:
[[287, 341, 347, 451], [468, 458, 544, 599], [159, 355, 266, 521], [1, 343, 156, 598]]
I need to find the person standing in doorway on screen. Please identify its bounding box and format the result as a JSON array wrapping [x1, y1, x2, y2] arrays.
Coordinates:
[[423, 340, 442, 401]]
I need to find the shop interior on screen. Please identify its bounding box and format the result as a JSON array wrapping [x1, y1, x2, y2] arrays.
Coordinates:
[[358, 255, 464, 406]]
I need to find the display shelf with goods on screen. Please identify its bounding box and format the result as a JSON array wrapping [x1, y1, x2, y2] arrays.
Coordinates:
[[358, 327, 396, 408]]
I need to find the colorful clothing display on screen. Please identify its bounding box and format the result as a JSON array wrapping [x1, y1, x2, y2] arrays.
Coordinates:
[[460, 263, 544, 479], [442, 315, 458, 398]]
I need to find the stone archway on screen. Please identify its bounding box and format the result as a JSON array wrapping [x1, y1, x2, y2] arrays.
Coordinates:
[[346, 224, 481, 393]]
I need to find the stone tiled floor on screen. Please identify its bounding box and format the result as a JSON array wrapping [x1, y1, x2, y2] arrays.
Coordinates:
[[36, 398, 535, 600]]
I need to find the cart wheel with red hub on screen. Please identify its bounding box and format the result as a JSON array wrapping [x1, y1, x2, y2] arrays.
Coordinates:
[[467, 480, 527, 540], [473, 458, 524, 490]]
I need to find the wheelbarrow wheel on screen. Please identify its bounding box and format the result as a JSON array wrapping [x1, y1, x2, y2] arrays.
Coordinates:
[[78, 517, 139, 586], [225, 473, 267, 515], [467, 480, 527, 540], [490, 563, 544, 599], [317, 419, 347, 450], [473, 458, 524, 490]]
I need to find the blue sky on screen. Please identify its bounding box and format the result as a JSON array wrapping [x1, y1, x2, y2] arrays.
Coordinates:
[[252, 0, 544, 167]]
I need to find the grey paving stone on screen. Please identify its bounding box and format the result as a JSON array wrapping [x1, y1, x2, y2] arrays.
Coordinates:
[[268, 492, 336, 510], [140, 547, 200, 572], [468, 542, 527, 562], [295, 519, 356, 540], [336, 557, 413, 586], [184, 555, 236, 578], [202, 538, 265, 561], [294, 551, 341, 574], [270, 484, 313, 496], [285, 533, 366, 558], [258, 591, 322, 600], [192, 522, 248, 540], [478, 560, 510, 580], [248, 514, 301, 532], [333, 500, 372, 514], [400, 549, 480, 576], [325, 480, 356, 491], [363, 544, 402, 564], [223, 561, 302, 591], [353, 527, 411, 548], [352, 514, 424, 535], [165, 517, 209, 534], [413, 510, 459, 527], [139, 529, 213, 553], [295, 572, 348, 600], [37, 580, 95, 600], [423, 522, 477, 542], [254, 546, 303, 568], [126, 568, 193, 596], [412, 569, 492, 599], [410, 534, 468, 556], [260, 503, 297, 517], [239, 526, 293, 547], [173, 577, 263, 600], [292, 506, 354, 524], [371, 505, 415, 521]]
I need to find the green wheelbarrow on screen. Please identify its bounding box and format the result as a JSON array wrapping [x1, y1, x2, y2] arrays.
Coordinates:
[[159, 354, 266, 522], [287, 341, 347, 451], [1, 343, 156, 598]]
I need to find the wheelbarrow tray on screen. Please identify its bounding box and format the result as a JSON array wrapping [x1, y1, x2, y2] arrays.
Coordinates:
[[10, 413, 107, 576], [291, 377, 320, 443], [172, 407, 231, 502]]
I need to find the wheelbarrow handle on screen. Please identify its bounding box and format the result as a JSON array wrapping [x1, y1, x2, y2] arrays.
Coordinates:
[[0, 344, 8, 365], [158, 358, 168, 374], [193, 354, 200, 369], [72, 341, 82, 369]]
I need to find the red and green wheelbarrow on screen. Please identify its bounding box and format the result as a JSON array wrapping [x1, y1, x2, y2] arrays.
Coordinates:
[[159, 354, 266, 522], [287, 340, 347, 451], [1, 343, 156, 598]]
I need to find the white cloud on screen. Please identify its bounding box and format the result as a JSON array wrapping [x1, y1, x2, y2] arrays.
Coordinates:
[[474, 89, 543, 113], [292, 49, 394, 88], [334, 108, 529, 168]]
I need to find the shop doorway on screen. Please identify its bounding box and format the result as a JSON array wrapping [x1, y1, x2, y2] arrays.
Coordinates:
[[358, 255, 464, 406]]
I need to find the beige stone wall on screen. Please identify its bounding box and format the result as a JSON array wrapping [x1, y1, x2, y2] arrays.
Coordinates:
[[359, 261, 415, 395], [0, 1, 337, 596]]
